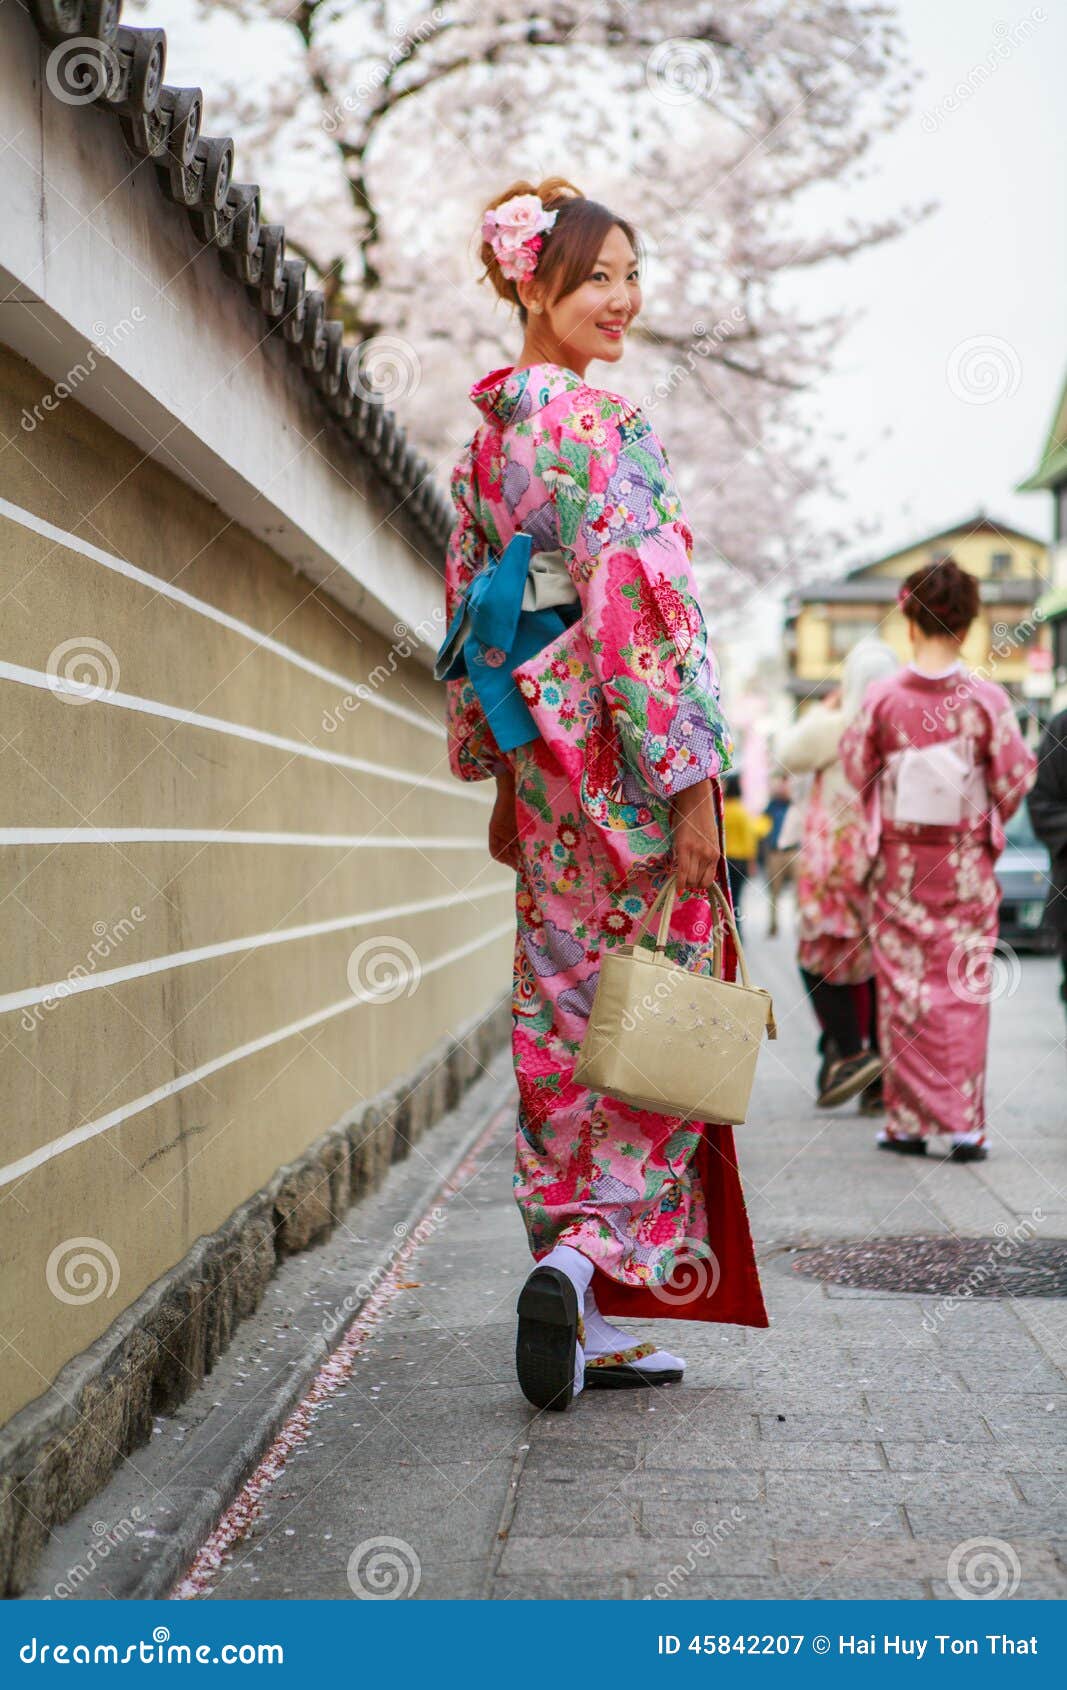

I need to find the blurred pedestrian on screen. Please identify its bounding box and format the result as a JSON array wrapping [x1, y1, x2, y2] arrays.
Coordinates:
[[1027, 706, 1067, 1011], [722, 772, 769, 938], [778, 640, 898, 1109], [841, 559, 1037, 1160], [761, 773, 797, 938]]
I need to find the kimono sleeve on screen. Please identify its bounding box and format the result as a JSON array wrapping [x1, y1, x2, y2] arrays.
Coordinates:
[[839, 694, 885, 796], [777, 703, 844, 777], [548, 396, 733, 801], [442, 468, 508, 783]]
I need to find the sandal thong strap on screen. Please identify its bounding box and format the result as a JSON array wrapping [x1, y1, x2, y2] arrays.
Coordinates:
[[585, 1340, 657, 1369]]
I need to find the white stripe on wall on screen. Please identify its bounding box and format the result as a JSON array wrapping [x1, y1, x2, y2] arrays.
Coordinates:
[[0, 663, 485, 802], [0, 882, 515, 1015], [0, 920, 515, 1191], [1, 828, 490, 848], [0, 494, 444, 740]]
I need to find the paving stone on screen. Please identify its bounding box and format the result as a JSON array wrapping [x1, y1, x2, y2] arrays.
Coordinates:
[[491, 1574, 635, 1599], [647, 1575, 932, 1601], [499, 1534, 777, 1579], [906, 1503, 1067, 1539], [775, 1538, 1065, 1584], [612, 1469, 766, 1503], [506, 1493, 641, 1537], [883, 1442, 1067, 1473], [758, 1411, 991, 1442], [1012, 1473, 1067, 1506], [764, 1471, 1019, 1506], [641, 1498, 909, 1541]]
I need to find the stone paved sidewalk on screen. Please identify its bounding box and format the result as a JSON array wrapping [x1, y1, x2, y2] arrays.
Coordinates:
[[187, 893, 1067, 1600]]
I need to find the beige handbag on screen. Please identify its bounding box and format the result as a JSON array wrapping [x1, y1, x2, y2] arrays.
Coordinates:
[[574, 875, 777, 1126]]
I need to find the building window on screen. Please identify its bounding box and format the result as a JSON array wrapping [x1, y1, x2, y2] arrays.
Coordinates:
[[1055, 482, 1067, 543], [829, 619, 882, 658], [990, 550, 1011, 577]]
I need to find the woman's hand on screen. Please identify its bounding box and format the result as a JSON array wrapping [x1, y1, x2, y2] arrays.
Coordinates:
[[488, 768, 522, 870], [670, 778, 721, 891]]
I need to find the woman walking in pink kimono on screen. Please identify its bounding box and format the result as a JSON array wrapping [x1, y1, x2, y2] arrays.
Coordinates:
[[840, 559, 1036, 1159], [441, 177, 767, 1411]]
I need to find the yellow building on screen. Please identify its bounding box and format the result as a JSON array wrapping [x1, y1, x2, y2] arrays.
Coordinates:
[[784, 513, 1051, 719]]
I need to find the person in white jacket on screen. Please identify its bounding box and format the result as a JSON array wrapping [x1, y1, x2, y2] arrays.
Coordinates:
[[776, 640, 899, 1108]]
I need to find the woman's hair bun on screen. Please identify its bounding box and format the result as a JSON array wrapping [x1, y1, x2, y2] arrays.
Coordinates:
[[899, 556, 981, 638], [478, 178, 584, 305]]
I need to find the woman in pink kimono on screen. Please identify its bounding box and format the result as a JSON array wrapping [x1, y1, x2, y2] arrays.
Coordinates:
[[441, 177, 767, 1411], [840, 559, 1036, 1159]]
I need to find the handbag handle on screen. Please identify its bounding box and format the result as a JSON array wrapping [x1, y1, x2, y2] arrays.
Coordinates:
[[630, 873, 754, 989]]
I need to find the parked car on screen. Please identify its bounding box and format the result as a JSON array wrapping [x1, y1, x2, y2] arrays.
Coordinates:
[[997, 802, 1055, 951]]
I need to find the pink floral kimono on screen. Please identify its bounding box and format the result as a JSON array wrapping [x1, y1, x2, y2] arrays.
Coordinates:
[[443, 362, 767, 1329], [840, 666, 1036, 1143]]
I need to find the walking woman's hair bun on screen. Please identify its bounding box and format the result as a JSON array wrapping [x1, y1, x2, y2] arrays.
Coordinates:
[[899, 556, 981, 638], [478, 177, 642, 325]]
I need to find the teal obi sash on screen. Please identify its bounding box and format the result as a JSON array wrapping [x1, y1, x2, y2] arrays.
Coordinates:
[[436, 532, 581, 752]]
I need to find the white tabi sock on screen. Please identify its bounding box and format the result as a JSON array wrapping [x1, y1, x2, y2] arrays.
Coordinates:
[[539, 1242, 594, 1301], [582, 1287, 685, 1374]]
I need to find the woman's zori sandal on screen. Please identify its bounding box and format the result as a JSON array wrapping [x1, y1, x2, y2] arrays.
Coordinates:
[[584, 1340, 684, 1390], [515, 1264, 584, 1411], [516, 1245, 686, 1409]]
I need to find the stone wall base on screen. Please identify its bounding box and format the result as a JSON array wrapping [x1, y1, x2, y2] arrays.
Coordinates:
[[0, 996, 511, 1597]]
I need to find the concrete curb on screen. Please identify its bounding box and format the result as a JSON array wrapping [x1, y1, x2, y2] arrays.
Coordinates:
[[3, 998, 511, 1597], [20, 1044, 515, 1600]]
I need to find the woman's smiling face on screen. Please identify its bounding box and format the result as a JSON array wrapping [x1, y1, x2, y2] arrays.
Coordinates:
[[526, 223, 641, 371]]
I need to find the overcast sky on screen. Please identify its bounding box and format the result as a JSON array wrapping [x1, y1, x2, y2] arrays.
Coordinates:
[[793, 0, 1065, 569]]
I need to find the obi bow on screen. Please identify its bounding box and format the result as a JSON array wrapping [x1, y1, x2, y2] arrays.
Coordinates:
[[436, 531, 580, 752]]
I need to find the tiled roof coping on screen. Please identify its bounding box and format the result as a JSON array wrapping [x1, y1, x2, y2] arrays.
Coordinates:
[[27, 0, 452, 564]]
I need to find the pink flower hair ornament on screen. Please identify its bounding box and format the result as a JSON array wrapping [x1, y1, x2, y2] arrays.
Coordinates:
[[482, 194, 558, 283], [897, 584, 911, 609]]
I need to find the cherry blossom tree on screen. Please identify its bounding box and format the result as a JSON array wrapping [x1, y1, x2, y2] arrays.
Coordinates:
[[143, 0, 922, 606]]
